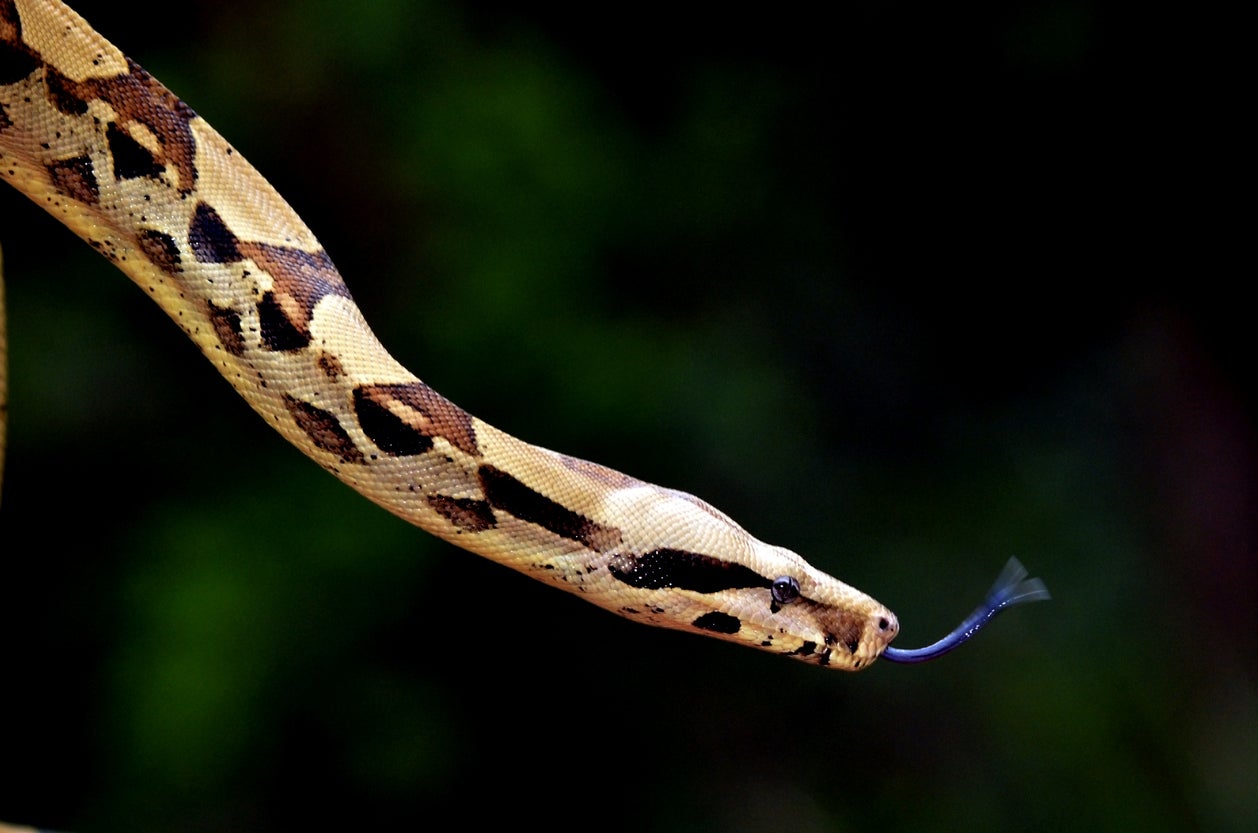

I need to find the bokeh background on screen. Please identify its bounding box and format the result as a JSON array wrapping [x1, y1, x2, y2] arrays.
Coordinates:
[[1, 1, 1250, 831]]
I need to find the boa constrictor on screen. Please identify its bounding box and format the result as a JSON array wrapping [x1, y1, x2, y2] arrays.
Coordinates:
[[0, 0, 1046, 677]]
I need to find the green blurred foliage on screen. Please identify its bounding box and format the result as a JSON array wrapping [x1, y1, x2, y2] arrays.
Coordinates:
[[1, 1, 1251, 832]]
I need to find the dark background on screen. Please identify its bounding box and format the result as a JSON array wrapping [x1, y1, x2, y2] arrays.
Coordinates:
[[2, 1, 1251, 831]]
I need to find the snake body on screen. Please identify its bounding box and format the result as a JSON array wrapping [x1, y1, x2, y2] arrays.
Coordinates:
[[1, 0, 1045, 674]]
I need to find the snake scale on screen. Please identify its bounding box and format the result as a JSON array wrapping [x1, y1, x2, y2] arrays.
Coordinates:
[[0, 0, 1046, 682]]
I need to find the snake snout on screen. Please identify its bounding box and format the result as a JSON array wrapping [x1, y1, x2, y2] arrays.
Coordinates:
[[872, 608, 899, 650]]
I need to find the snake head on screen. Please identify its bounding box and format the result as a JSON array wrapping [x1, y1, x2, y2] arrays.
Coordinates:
[[586, 485, 901, 671], [716, 547, 902, 671]]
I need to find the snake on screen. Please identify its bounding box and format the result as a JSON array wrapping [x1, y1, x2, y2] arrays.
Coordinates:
[[0, 0, 1047, 685]]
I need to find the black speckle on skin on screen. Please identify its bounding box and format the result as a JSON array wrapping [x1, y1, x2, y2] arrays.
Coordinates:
[[846, 639, 859, 654], [692, 611, 741, 635], [107, 122, 163, 180], [257, 290, 310, 351], [818, 648, 832, 667], [792, 641, 817, 656], [187, 202, 241, 264]]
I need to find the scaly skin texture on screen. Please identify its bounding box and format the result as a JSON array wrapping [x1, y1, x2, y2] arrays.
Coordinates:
[[0, 0, 900, 669]]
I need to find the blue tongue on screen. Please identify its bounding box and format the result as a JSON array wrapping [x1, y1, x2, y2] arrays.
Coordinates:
[[881, 558, 1050, 664]]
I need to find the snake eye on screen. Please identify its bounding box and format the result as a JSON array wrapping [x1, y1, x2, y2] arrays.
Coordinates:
[[771, 576, 801, 606]]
